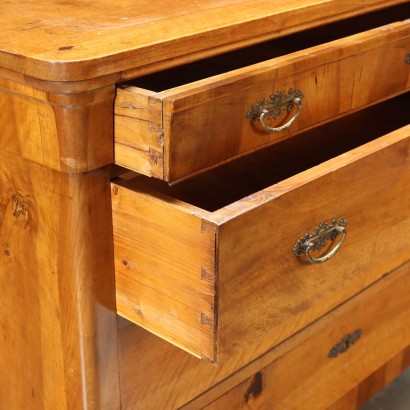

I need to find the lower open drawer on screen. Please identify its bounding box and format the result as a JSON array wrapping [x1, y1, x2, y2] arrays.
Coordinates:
[[117, 261, 410, 410], [198, 261, 410, 410], [112, 94, 410, 366]]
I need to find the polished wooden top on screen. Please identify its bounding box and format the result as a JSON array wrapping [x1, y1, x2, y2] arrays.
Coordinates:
[[0, 0, 407, 81]]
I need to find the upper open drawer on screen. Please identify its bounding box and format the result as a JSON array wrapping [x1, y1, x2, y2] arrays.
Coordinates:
[[114, 9, 410, 183]]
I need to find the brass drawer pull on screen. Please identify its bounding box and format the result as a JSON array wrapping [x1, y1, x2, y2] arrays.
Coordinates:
[[292, 218, 347, 264], [328, 329, 363, 358], [246, 88, 304, 133]]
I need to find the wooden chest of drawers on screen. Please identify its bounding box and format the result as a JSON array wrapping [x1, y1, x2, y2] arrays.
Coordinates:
[[0, 1, 409, 409]]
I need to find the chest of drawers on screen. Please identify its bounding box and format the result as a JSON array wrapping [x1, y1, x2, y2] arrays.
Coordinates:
[[0, 1, 409, 409]]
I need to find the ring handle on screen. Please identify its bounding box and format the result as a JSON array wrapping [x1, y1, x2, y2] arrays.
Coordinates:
[[292, 218, 347, 264], [246, 88, 304, 134], [260, 97, 302, 133]]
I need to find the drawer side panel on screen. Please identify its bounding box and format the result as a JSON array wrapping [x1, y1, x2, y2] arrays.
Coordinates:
[[114, 87, 164, 178], [112, 183, 217, 360]]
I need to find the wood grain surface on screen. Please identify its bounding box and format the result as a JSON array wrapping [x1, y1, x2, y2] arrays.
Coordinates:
[[214, 123, 410, 366], [1, 2, 409, 409], [115, 21, 410, 181], [114, 87, 164, 178], [112, 97, 410, 363], [0, 1, 408, 81], [328, 346, 410, 410], [0, 76, 120, 407], [118, 261, 410, 410], [112, 183, 217, 360], [203, 262, 410, 409], [0, 152, 120, 409], [0, 76, 115, 173]]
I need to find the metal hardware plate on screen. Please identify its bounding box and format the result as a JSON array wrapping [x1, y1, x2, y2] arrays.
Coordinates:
[[246, 88, 304, 122], [293, 218, 347, 264], [328, 329, 363, 358]]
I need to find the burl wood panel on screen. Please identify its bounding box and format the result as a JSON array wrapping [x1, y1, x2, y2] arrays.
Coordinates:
[[118, 262, 410, 410], [0, 151, 120, 409], [1, 1, 407, 81], [115, 21, 410, 181], [0, 77, 120, 408], [113, 120, 410, 365]]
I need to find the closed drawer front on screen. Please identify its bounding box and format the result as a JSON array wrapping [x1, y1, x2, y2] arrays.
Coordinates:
[[199, 261, 410, 410], [114, 8, 410, 182], [112, 94, 410, 367]]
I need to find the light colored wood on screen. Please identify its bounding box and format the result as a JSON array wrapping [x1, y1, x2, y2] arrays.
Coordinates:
[[214, 123, 410, 367], [324, 348, 410, 410], [1, 2, 409, 409], [0, 77, 114, 173], [112, 95, 410, 364], [112, 185, 216, 360], [0, 1, 407, 81], [115, 21, 410, 181], [202, 262, 410, 410], [118, 262, 410, 410], [0, 74, 120, 407], [355, 367, 391, 408], [114, 87, 164, 178], [0, 150, 120, 409], [327, 387, 360, 410], [383, 352, 407, 387]]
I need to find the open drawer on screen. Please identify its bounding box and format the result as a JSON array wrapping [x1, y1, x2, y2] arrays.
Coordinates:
[[112, 94, 410, 365], [114, 7, 410, 182]]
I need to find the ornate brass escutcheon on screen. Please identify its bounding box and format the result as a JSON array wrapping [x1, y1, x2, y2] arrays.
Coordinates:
[[246, 88, 304, 133], [328, 329, 363, 358], [293, 218, 347, 264]]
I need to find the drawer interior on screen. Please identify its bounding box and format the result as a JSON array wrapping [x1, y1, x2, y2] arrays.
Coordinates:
[[124, 3, 409, 92], [116, 92, 409, 212]]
